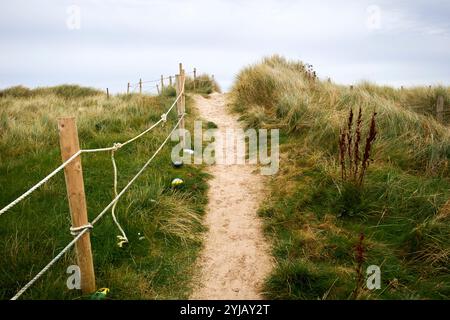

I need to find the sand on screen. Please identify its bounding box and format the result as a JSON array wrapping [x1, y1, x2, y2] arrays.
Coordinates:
[[190, 93, 273, 300]]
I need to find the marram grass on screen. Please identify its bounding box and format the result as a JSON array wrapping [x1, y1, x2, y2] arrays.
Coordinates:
[[231, 55, 450, 299], [0, 84, 210, 299]]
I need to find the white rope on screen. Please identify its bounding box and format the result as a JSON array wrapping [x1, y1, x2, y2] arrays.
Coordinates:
[[11, 227, 89, 300], [1, 149, 78, 216], [70, 223, 93, 236], [0, 87, 184, 218], [10, 114, 185, 300], [118, 119, 164, 149], [90, 114, 185, 227], [141, 74, 177, 84], [106, 83, 184, 245], [110, 149, 128, 246]]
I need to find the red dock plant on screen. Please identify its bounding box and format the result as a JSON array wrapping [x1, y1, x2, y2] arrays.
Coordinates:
[[351, 233, 366, 299], [339, 107, 377, 187]]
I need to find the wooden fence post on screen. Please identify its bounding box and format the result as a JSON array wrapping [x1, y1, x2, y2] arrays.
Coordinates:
[[181, 68, 186, 148], [176, 75, 180, 105], [176, 70, 186, 149], [169, 76, 172, 87], [193, 68, 197, 91], [161, 75, 164, 91], [139, 78, 142, 94], [156, 84, 160, 95], [106, 88, 109, 99], [58, 117, 96, 295], [181, 69, 186, 108], [127, 82, 130, 95], [436, 95, 444, 122]]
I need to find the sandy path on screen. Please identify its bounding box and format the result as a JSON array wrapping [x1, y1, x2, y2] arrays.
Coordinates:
[[190, 93, 273, 300]]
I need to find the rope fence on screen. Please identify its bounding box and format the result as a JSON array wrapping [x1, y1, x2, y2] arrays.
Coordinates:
[[0, 91, 181, 218], [11, 114, 185, 301], [3, 63, 189, 300], [126, 67, 214, 95]]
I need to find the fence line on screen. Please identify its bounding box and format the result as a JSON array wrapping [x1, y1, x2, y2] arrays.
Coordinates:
[[0, 86, 184, 218], [127, 68, 213, 95], [11, 114, 186, 300], [0, 63, 223, 300], [2, 64, 188, 299]]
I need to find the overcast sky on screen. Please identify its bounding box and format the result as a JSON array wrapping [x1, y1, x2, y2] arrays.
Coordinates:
[[0, 0, 449, 93]]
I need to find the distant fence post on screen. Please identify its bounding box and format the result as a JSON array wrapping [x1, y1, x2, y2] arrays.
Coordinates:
[[127, 82, 130, 95], [169, 76, 173, 87], [139, 78, 142, 94], [193, 68, 197, 91], [106, 88, 109, 99], [156, 84, 160, 95], [161, 75, 164, 91], [436, 95, 444, 122], [57, 117, 96, 295]]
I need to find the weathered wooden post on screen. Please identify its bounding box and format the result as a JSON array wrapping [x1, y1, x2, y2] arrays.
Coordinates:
[[169, 76, 173, 87], [181, 68, 186, 148], [156, 84, 160, 95], [436, 95, 444, 122], [176, 65, 186, 149], [179, 63, 183, 82], [58, 117, 96, 295], [161, 75, 164, 91], [106, 88, 109, 99], [139, 78, 142, 94], [181, 69, 186, 112], [127, 82, 130, 95], [193, 67, 197, 91]]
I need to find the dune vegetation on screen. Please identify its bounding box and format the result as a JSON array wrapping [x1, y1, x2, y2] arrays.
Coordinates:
[[0, 81, 215, 300], [230, 55, 450, 299], [185, 74, 222, 96]]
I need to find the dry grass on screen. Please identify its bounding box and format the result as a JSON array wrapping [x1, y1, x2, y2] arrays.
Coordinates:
[[0, 85, 209, 299], [232, 55, 450, 299]]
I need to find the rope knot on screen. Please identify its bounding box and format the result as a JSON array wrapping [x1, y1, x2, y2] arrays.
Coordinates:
[[112, 142, 123, 151], [70, 223, 93, 236]]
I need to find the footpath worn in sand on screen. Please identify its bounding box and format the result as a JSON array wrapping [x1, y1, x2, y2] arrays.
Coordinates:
[[190, 93, 273, 300]]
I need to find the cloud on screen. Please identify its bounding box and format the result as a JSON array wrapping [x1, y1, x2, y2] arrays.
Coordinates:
[[0, 0, 449, 92]]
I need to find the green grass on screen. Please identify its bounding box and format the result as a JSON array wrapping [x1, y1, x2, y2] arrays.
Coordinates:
[[231, 55, 450, 300], [185, 74, 221, 95], [0, 86, 209, 299], [355, 82, 450, 124], [0, 84, 104, 99]]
